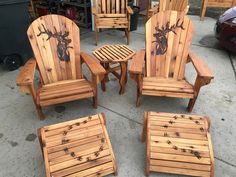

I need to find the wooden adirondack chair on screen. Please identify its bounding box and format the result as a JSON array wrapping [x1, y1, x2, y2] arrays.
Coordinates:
[[147, 0, 189, 20], [16, 15, 105, 119], [129, 11, 214, 112], [200, 0, 236, 21], [92, 0, 133, 45]]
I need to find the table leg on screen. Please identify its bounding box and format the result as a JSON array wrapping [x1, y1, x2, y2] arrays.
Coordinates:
[[101, 63, 110, 92], [125, 62, 128, 84], [119, 62, 127, 95]]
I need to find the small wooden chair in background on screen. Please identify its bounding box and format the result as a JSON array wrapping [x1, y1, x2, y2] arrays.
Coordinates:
[[92, 0, 133, 45], [200, 0, 236, 21], [16, 15, 105, 119], [147, 0, 189, 20], [129, 10, 214, 112]]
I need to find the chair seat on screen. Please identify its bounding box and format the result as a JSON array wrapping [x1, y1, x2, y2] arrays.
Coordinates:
[[96, 17, 129, 28], [142, 77, 195, 98], [39, 79, 94, 106]]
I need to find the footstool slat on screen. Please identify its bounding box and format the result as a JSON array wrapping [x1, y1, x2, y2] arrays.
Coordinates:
[[143, 112, 214, 177], [38, 113, 117, 177], [150, 130, 208, 140]]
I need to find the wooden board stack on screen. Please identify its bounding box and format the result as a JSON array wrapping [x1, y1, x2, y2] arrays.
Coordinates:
[[142, 112, 214, 177], [38, 113, 118, 177]]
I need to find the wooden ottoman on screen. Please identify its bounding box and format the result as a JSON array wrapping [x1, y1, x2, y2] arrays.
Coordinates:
[[141, 112, 214, 177], [38, 113, 118, 177]]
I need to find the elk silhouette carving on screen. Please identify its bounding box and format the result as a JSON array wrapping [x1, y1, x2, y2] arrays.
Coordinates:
[[152, 19, 184, 55], [37, 24, 72, 62]]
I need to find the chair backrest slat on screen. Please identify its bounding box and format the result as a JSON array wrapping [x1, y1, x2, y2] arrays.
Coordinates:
[[95, 0, 127, 14], [159, 0, 188, 11], [145, 11, 194, 80], [27, 15, 82, 85]]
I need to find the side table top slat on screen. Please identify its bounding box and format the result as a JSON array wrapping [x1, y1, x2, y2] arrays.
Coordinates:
[[93, 44, 135, 63]]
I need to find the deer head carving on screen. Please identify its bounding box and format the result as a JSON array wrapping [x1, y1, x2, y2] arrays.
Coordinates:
[[152, 19, 184, 55], [37, 24, 73, 62]]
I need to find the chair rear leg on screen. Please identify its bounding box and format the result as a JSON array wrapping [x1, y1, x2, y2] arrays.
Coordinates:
[[36, 104, 45, 120], [136, 87, 141, 107], [200, 0, 207, 21], [125, 28, 130, 45], [93, 96, 98, 109], [95, 28, 99, 45], [187, 97, 197, 112]]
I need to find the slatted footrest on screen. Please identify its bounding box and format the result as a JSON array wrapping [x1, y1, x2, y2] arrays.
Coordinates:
[[38, 113, 118, 177], [143, 112, 214, 177]]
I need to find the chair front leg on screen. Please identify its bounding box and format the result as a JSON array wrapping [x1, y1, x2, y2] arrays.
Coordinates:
[[91, 74, 105, 108], [131, 73, 143, 107], [187, 75, 212, 112], [20, 83, 44, 120]]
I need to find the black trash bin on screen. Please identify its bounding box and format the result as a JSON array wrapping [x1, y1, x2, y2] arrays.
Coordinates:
[[0, 0, 32, 71], [130, 6, 140, 31]]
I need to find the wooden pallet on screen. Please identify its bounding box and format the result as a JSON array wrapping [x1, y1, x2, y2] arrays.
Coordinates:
[[38, 113, 118, 177], [142, 112, 214, 177]]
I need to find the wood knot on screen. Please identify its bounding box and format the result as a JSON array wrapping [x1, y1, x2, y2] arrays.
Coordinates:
[[77, 156, 82, 161], [101, 138, 105, 143], [68, 125, 73, 130], [175, 132, 180, 137], [29, 35, 33, 39], [47, 68, 52, 72], [167, 140, 171, 144], [173, 146, 178, 150], [70, 152, 75, 157]]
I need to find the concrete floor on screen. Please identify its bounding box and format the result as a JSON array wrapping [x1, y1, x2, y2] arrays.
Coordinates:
[[0, 15, 236, 177]]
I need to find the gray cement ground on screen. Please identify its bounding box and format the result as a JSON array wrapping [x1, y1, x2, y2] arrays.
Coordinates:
[[0, 15, 236, 177]]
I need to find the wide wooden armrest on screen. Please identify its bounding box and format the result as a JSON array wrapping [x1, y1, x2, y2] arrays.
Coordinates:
[[127, 6, 134, 14], [92, 6, 96, 15], [81, 52, 106, 75], [188, 52, 214, 79], [129, 49, 145, 74], [16, 58, 37, 86]]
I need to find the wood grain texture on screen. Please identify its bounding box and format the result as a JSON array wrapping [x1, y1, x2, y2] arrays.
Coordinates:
[[93, 0, 132, 44], [38, 113, 117, 177], [143, 112, 214, 177], [188, 52, 214, 79], [16, 59, 36, 86], [17, 15, 105, 119], [148, 0, 189, 20], [129, 10, 213, 111], [200, 0, 236, 20]]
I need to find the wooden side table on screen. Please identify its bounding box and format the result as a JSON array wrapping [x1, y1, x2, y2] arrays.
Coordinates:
[[38, 113, 118, 177], [93, 45, 135, 94], [141, 112, 214, 177]]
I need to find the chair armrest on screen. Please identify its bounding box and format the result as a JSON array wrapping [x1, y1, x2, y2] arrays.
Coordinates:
[[188, 52, 214, 79], [80, 52, 106, 75], [129, 49, 145, 74], [16, 58, 36, 86], [92, 6, 96, 15], [127, 6, 133, 15]]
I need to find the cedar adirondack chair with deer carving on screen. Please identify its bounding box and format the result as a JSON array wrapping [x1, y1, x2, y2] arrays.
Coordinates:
[[147, 0, 189, 20], [16, 15, 105, 119], [129, 10, 214, 111], [92, 0, 133, 45]]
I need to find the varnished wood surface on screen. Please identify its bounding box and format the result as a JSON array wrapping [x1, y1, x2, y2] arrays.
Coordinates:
[[38, 113, 118, 177], [142, 112, 214, 177]]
